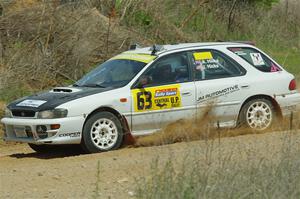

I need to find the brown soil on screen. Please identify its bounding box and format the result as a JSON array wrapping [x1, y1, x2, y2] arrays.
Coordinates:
[[0, 130, 300, 199]]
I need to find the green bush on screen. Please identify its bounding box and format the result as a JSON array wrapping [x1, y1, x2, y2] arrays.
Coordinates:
[[0, 84, 33, 103]]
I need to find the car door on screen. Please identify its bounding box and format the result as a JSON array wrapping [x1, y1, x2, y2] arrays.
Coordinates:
[[130, 52, 196, 135], [189, 49, 248, 126]]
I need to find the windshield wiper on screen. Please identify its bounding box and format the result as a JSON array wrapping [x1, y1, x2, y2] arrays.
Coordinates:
[[80, 83, 106, 88]]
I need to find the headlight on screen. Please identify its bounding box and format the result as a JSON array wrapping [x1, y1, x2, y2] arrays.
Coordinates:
[[4, 108, 12, 118], [37, 109, 68, 119]]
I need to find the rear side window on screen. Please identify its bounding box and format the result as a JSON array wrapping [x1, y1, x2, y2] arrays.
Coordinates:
[[228, 47, 282, 73], [190, 49, 246, 81]]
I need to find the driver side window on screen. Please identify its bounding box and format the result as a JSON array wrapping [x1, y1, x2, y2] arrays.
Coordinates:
[[142, 52, 190, 87]]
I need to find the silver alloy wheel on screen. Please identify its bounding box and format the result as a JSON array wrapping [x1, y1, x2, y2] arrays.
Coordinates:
[[246, 101, 272, 130], [90, 118, 118, 150]]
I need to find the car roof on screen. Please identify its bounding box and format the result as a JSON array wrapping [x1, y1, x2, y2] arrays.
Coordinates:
[[124, 42, 254, 56]]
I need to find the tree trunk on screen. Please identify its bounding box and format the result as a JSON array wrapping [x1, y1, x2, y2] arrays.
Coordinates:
[[285, 0, 289, 22], [227, 0, 238, 33], [0, 34, 3, 65]]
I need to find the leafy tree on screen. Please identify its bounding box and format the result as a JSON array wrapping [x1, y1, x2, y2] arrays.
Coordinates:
[[224, 0, 279, 32]]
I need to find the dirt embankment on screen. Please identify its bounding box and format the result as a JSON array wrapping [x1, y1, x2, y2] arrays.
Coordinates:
[[0, 130, 300, 199], [0, 1, 150, 92]]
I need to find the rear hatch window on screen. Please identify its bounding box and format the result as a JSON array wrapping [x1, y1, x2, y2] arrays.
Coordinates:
[[228, 47, 282, 73]]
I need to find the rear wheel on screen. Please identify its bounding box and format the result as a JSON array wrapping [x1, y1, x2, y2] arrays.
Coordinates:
[[239, 98, 275, 130], [81, 112, 123, 153]]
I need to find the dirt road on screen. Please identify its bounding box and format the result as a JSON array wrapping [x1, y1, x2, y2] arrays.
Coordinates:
[[1, 130, 300, 199]]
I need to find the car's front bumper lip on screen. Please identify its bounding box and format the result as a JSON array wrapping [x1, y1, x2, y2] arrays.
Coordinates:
[[1, 116, 85, 144]]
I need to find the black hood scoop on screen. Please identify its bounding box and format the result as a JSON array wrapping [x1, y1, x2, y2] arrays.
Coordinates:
[[52, 88, 72, 93], [50, 87, 81, 93]]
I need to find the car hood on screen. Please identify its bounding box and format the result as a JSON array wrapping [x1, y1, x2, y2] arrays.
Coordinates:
[[7, 86, 113, 112]]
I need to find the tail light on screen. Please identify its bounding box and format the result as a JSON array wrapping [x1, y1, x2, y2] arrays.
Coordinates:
[[289, 79, 297, 91]]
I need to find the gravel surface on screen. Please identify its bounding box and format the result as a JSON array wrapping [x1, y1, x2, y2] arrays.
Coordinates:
[[0, 130, 300, 199]]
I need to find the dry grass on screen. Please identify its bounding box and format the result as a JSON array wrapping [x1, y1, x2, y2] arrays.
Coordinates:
[[3, 0, 40, 13], [135, 133, 300, 199], [0, 101, 5, 122], [0, 101, 5, 144], [294, 111, 300, 130], [0, 1, 148, 92]]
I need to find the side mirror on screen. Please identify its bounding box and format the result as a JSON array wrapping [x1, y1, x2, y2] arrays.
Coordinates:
[[136, 75, 150, 88]]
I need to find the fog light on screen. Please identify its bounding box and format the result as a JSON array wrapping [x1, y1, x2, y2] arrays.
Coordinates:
[[36, 125, 47, 133], [50, 124, 60, 130], [36, 125, 48, 139]]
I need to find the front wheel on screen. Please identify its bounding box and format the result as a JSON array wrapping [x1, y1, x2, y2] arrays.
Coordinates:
[[239, 98, 275, 130], [81, 112, 123, 153]]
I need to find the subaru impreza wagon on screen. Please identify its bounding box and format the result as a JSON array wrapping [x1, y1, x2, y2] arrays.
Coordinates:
[[2, 42, 300, 153]]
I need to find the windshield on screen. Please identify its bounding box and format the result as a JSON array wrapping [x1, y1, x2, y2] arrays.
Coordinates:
[[75, 59, 146, 88]]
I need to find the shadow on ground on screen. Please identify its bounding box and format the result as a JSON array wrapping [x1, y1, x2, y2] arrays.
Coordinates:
[[9, 145, 85, 159]]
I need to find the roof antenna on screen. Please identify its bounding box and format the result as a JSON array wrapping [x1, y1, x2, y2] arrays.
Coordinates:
[[150, 44, 164, 55]]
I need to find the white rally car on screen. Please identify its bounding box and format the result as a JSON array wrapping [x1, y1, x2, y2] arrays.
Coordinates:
[[2, 42, 300, 153]]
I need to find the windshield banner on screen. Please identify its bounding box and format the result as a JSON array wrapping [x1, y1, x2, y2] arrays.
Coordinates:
[[111, 53, 156, 63]]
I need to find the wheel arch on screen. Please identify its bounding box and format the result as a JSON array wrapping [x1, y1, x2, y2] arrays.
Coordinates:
[[83, 106, 131, 136], [237, 94, 282, 122]]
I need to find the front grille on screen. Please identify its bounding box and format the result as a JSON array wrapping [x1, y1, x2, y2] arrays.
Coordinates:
[[12, 110, 36, 117]]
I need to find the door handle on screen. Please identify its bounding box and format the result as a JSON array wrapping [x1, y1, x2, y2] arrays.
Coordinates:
[[182, 91, 192, 96], [241, 85, 250, 89]]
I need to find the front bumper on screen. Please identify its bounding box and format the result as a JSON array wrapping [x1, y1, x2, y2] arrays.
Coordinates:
[[1, 116, 85, 145], [275, 92, 300, 116]]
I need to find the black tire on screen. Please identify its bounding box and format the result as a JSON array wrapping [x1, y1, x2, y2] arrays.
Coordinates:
[[28, 143, 57, 153], [81, 111, 123, 153], [238, 98, 275, 130]]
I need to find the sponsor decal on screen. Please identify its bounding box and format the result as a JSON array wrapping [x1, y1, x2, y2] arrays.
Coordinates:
[[154, 88, 178, 97], [132, 84, 181, 112], [59, 132, 80, 138], [270, 62, 281, 72], [193, 52, 220, 72], [193, 52, 213, 61], [197, 85, 240, 102], [17, 99, 47, 108], [200, 59, 220, 69], [250, 53, 265, 66]]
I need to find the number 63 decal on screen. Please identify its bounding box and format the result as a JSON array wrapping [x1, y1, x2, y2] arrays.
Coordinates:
[[136, 91, 152, 110]]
